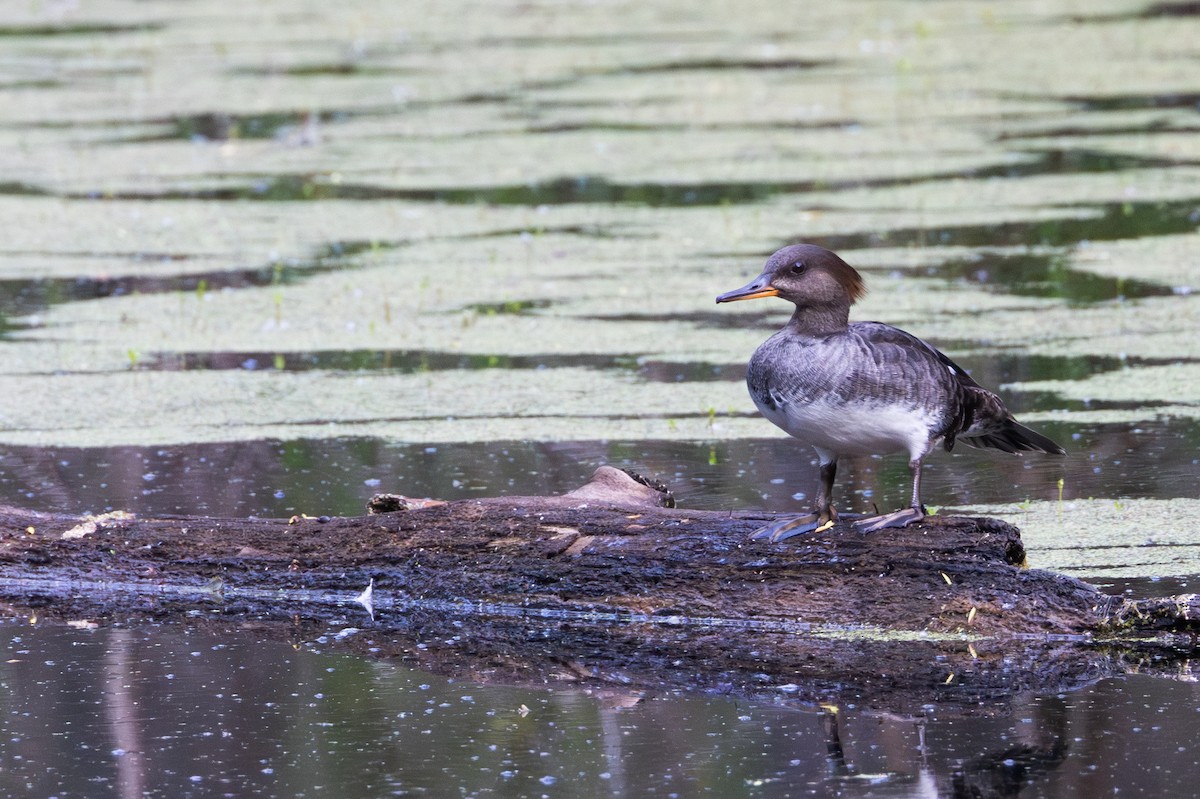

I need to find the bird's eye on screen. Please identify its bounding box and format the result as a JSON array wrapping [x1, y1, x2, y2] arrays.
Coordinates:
[[790, 262, 806, 274]]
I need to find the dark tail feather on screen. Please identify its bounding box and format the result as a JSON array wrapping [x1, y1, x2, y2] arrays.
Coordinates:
[[962, 419, 1066, 456]]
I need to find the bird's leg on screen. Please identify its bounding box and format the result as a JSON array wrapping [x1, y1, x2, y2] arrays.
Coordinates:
[[853, 457, 928, 533], [750, 460, 838, 542]]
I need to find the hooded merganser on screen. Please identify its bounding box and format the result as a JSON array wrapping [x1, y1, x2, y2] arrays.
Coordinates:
[[716, 244, 1065, 542]]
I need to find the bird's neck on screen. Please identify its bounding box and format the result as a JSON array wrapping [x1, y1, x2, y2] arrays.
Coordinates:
[[786, 302, 851, 337]]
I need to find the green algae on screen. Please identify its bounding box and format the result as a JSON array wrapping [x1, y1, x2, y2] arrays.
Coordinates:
[[0, 367, 758, 447], [956, 499, 1200, 581], [0, 0, 1197, 454]]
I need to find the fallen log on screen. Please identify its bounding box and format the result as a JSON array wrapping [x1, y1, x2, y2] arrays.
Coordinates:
[[1, 466, 1196, 712]]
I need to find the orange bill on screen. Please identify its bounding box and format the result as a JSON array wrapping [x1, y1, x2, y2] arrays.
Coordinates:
[[716, 277, 779, 303]]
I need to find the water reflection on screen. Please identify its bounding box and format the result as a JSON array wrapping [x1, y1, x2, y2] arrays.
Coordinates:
[[0, 240, 374, 322], [127, 345, 1166, 392], [908, 250, 1178, 303], [810, 197, 1200, 252], [1, 618, 1198, 798], [0, 418, 1193, 519], [43, 163, 1200, 211]]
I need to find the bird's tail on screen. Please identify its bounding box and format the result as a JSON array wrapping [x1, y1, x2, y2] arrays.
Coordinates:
[[961, 418, 1065, 455]]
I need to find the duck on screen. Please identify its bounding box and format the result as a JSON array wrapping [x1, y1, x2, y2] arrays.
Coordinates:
[[716, 243, 1065, 542]]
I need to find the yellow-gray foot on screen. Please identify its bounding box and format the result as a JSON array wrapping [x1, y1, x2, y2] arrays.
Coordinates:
[[851, 505, 926, 533], [749, 511, 837, 542]]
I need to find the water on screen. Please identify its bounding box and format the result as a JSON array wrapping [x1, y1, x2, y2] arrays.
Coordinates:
[[2, 619, 1200, 798], [0, 418, 1194, 553], [2, 0, 1200, 795]]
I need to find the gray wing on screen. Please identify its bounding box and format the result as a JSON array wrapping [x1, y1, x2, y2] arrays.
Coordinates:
[[849, 323, 1063, 454], [748, 321, 965, 438]]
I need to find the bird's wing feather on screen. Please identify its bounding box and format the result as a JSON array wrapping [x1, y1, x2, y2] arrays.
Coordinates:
[[848, 325, 1065, 455]]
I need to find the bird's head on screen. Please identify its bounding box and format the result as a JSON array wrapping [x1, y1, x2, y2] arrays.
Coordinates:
[[715, 244, 866, 308]]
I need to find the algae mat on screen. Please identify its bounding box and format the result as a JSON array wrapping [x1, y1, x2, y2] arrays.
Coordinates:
[[1, 0, 1197, 449]]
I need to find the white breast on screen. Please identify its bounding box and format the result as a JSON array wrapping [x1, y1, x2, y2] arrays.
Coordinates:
[[754, 391, 938, 460]]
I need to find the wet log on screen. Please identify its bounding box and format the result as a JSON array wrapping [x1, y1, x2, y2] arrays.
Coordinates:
[[1, 465, 1196, 711]]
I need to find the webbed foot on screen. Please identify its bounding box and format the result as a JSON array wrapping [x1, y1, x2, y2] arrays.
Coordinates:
[[749, 509, 837, 542], [852, 505, 926, 533]]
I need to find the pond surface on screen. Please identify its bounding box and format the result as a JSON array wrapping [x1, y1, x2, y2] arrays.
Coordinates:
[[1, 0, 1200, 796], [4, 618, 1200, 798]]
